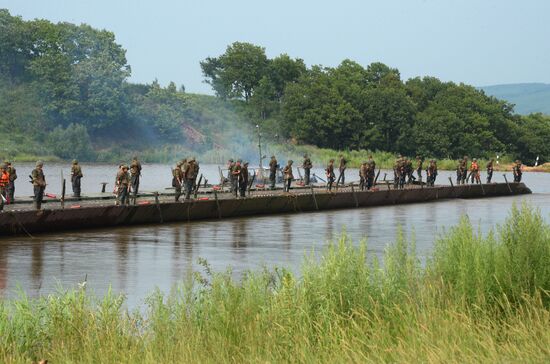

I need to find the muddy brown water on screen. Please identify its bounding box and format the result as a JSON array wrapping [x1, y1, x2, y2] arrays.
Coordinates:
[[1, 163, 548, 308]]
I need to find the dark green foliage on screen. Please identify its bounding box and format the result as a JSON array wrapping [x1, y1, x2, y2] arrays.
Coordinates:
[[46, 123, 94, 160]]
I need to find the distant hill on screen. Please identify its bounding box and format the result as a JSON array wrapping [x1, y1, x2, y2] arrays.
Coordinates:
[[480, 83, 550, 115]]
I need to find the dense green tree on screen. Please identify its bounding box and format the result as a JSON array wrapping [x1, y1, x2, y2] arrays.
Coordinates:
[[46, 123, 94, 160], [200, 42, 269, 101]]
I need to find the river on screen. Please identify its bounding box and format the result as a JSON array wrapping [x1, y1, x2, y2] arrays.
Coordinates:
[[0, 162, 548, 308]]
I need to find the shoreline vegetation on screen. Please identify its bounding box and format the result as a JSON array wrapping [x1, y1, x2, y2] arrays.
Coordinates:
[[1, 205, 549, 363], [5, 147, 548, 173]]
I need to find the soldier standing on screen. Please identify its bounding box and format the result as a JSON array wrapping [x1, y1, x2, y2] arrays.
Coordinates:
[[470, 158, 481, 184], [326, 159, 335, 191], [359, 161, 367, 191], [486, 159, 494, 183], [513, 160, 523, 182], [130, 156, 142, 197], [71, 159, 83, 198], [459, 156, 468, 184], [116, 165, 131, 205], [427, 160, 438, 186], [269, 156, 278, 190], [192, 157, 200, 191], [415, 156, 423, 182], [302, 154, 312, 185], [367, 155, 376, 190], [239, 161, 249, 197], [6, 161, 16, 203], [231, 160, 242, 197], [184, 158, 197, 199], [31, 161, 46, 210], [338, 154, 347, 185], [0, 164, 8, 211], [282, 160, 294, 192], [173, 161, 184, 202]]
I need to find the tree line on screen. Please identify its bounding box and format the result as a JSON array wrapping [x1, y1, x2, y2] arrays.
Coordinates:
[[201, 42, 550, 163], [1, 9, 549, 163]]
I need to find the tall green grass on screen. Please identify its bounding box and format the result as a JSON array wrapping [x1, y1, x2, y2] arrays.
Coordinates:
[[1, 204, 549, 363]]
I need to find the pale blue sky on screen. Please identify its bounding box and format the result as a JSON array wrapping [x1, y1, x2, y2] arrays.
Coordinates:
[[2, 0, 549, 93]]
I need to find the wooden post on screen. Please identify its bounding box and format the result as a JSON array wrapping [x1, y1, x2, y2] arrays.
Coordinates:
[[61, 178, 66, 209], [503, 174, 513, 193], [448, 177, 454, 187], [101, 182, 107, 193], [351, 185, 359, 207], [214, 190, 222, 219], [310, 186, 319, 210]]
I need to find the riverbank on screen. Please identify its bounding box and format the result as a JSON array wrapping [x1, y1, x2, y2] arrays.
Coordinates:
[[1, 205, 548, 363]]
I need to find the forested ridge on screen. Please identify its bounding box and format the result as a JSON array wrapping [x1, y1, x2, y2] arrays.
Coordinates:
[[1, 9, 549, 164]]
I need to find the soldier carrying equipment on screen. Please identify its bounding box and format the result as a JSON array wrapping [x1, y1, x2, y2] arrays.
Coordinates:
[[184, 158, 197, 200], [71, 159, 83, 198], [415, 156, 423, 183], [231, 160, 242, 197], [427, 160, 438, 186]]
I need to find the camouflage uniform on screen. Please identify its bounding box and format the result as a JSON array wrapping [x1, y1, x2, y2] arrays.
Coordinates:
[[338, 155, 347, 185], [427, 160, 438, 186], [457, 157, 468, 185], [184, 159, 197, 199], [173, 162, 184, 201], [6, 161, 16, 203], [359, 162, 367, 191], [130, 158, 142, 196], [513, 161, 522, 182], [367, 156, 376, 190], [326, 160, 335, 191], [415, 157, 423, 182], [31, 161, 46, 210], [71, 159, 83, 198], [486, 159, 494, 183], [231, 160, 242, 197], [239, 162, 249, 197], [116, 166, 131, 205], [282, 160, 294, 192], [302, 155, 312, 185], [269, 156, 278, 189]]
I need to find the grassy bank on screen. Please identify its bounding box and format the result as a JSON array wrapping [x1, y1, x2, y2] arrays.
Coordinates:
[[1, 205, 549, 363]]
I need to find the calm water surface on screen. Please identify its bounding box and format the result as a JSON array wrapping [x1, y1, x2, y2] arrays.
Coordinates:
[[1, 163, 548, 308]]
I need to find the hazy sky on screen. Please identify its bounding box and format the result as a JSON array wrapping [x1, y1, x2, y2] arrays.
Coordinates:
[[2, 0, 549, 93]]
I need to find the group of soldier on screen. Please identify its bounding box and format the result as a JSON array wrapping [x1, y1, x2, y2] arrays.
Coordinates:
[[0, 153, 526, 210], [172, 157, 201, 201], [391, 156, 439, 189], [455, 157, 523, 185]]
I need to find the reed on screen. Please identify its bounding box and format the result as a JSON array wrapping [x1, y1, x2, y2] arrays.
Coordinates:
[[1, 204, 548, 363]]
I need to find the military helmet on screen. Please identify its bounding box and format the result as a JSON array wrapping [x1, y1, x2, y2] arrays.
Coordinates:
[[473, 158, 477, 161], [189, 157, 195, 162], [244, 161, 249, 166], [228, 158, 234, 162], [288, 160, 293, 164], [0, 164, 5, 170], [72, 159, 78, 164], [122, 164, 129, 170], [36, 160, 44, 167], [271, 155, 276, 159], [329, 158, 335, 162], [515, 160, 521, 164], [362, 161, 367, 164], [303, 154, 308, 158]]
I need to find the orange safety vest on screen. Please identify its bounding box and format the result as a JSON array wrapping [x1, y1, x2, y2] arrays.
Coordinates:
[[471, 162, 479, 171], [0, 171, 9, 188]]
